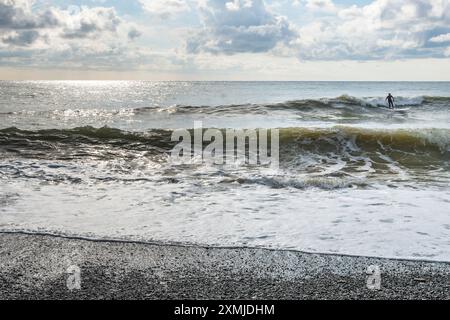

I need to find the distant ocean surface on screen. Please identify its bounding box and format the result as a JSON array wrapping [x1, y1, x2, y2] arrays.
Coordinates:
[[0, 81, 449, 261]]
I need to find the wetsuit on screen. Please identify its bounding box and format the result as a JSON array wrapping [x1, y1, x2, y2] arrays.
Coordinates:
[[386, 95, 394, 109]]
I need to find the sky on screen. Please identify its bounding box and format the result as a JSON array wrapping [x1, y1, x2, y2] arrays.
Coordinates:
[[1, 0, 450, 80]]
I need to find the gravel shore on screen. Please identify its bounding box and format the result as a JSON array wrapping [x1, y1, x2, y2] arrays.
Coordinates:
[[0, 232, 449, 300]]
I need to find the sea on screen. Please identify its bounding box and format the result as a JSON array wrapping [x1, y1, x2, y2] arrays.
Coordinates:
[[0, 81, 449, 261]]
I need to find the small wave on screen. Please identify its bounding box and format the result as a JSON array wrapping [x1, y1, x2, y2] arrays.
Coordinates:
[[145, 94, 450, 116], [274, 95, 431, 110], [423, 96, 450, 104], [221, 176, 366, 190], [279, 126, 450, 153], [2, 95, 449, 119], [0, 108, 136, 118], [0, 126, 173, 145], [0, 126, 175, 162], [339, 95, 423, 107]]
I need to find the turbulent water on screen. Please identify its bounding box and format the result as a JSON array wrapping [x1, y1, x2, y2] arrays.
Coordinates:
[[0, 81, 449, 261]]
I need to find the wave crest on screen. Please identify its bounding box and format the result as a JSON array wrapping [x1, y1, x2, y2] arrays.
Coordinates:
[[1, 126, 448, 156], [153, 95, 449, 115]]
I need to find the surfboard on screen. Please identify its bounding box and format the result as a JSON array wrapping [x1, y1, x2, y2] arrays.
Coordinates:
[[391, 108, 410, 111], [383, 106, 410, 111]]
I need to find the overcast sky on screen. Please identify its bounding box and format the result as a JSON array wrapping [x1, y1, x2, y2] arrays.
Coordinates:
[[1, 0, 450, 80]]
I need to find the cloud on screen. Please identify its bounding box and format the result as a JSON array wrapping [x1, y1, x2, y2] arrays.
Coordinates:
[[430, 33, 450, 43], [127, 27, 142, 40], [61, 7, 122, 39], [0, 0, 59, 28], [186, 0, 296, 55], [0, 1, 144, 68], [2, 0, 450, 76], [225, 0, 253, 11], [139, 0, 190, 19], [305, 0, 336, 12], [292, 0, 450, 60], [2, 29, 39, 45]]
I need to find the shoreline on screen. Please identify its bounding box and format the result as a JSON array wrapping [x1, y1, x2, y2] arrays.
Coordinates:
[[1, 230, 449, 264], [0, 233, 449, 300]]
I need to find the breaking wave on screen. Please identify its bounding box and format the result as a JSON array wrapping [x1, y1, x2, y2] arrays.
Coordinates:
[[2, 95, 449, 119], [0, 125, 448, 158], [152, 95, 450, 115], [0, 126, 448, 189]]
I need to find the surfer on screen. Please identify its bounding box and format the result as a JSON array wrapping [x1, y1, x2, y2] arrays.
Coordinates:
[[385, 93, 395, 109]]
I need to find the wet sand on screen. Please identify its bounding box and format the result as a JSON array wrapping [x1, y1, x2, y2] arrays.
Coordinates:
[[0, 232, 449, 300]]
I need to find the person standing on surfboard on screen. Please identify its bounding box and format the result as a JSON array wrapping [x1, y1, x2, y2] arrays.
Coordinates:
[[385, 93, 395, 109]]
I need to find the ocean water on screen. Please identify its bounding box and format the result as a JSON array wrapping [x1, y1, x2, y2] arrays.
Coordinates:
[[0, 81, 449, 261]]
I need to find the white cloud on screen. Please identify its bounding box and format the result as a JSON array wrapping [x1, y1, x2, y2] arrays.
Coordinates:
[[187, 0, 296, 54], [2, 29, 39, 45], [430, 33, 450, 43], [0, 0, 59, 29], [292, 0, 450, 60], [2, 0, 450, 78], [187, 0, 450, 60], [139, 0, 190, 19], [225, 0, 253, 11], [445, 46, 450, 56], [305, 0, 336, 12], [0, 0, 143, 68], [60, 7, 121, 39]]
